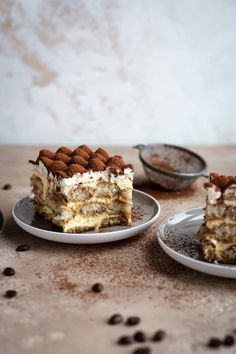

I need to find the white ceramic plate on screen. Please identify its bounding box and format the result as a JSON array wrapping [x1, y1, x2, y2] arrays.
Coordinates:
[[158, 208, 236, 279], [12, 189, 160, 244]]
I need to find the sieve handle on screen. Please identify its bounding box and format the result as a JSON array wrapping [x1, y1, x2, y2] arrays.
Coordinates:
[[133, 144, 145, 150], [201, 173, 209, 178]]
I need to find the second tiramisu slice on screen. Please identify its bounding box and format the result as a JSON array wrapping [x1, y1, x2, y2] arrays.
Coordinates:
[[198, 173, 236, 263]]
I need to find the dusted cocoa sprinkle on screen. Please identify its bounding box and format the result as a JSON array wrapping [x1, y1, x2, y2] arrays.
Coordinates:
[[69, 155, 88, 167], [46, 174, 222, 308], [146, 154, 179, 173], [38, 156, 53, 168], [54, 153, 71, 164], [48, 234, 197, 304], [160, 228, 201, 259], [71, 148, 90, 160], [91, 153, 107, 163], [87, 158, 106, 171], [95, 148, 109, 159], [56, 146, 72, 156], [107, 155, 125, 168], [55, 275, 78, 294], [29, 145, 133, 178], [79, 144, 93, 155], [137, 182, 196, 201], [66, 164, 86, 176], [39, 149, 55, 159], [50, 160, 67, 172], [132, 205, 144, 222]]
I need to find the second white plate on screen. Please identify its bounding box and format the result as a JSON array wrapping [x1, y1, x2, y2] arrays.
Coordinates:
[[13, 189, 160, 244], [158, 208, 236, 279]]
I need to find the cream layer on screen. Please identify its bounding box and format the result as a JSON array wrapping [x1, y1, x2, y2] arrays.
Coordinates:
[[206, 219, 236, 228], [206, 204, 236, 219], [55, 213, 129, 232], [44, 201, 132, 222], [34, 161, 133, 188], [202, 224, 236, 239], [32, 163, 133, 202], [206, 184, 236, 206]]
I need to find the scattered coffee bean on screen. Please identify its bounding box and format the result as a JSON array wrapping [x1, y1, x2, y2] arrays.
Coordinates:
[[16, 244, 29, 252], [118, 335, 133, 345], [207, 337, 222, 348], [223, 335, 235, 346], [4, 290, 17, 298], [126, 316, 141, 326], [108, 314, 123, 325], [133, 346, 151, 354], [134, 331, 146, 342], [152, 329, 166, 342], [3, 267, 15, 276], [2, 184, 12, 190], [91, 283, 104, 293]]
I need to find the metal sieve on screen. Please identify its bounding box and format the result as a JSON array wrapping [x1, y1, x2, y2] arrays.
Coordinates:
[[134, 143, 208, 191]]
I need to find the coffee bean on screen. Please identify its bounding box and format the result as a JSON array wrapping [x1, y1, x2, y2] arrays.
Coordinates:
[[2, 184, 12, 190], [207, 337, 221, 348], [133, 346, 151, 354], [3, 267, 15, 276], [223, 335, 235, 346], [152, 329, 166, 342], [118, 335, 133, 345], [4, 290, 17, 298], [91, 283, 104, 293], [126, 316, 140, 326], [108, 314, 123, 325], [134, 331, 146, 342], [16, 244, 29, 252]]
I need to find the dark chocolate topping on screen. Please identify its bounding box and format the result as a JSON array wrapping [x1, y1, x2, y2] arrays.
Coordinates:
[[209, 173, 236, 191]]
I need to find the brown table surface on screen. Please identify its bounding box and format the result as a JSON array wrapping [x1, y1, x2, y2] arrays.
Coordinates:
[[0, 145, 236, 354]]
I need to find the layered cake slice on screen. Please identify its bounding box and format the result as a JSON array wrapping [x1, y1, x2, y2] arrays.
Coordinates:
[[198, 173, 236, 263], [29, 145, 134, 232]]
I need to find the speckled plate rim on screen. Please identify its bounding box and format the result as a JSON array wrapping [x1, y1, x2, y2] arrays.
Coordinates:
[[158, 207, 236, 279], [12, 189, 160, 244]]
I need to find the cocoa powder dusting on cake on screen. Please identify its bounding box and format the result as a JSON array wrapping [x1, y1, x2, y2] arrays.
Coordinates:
[[210, 172, 236, 191], [29, 145, 133, 177], [137, 183, 196, 200]]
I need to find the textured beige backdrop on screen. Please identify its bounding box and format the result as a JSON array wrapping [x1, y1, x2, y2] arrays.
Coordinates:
[[0, 0, 235, 145]]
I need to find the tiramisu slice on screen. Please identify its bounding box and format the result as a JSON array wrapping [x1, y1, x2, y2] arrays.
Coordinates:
[[198, 173, 236, 263], [29, 145, 134, 232]]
